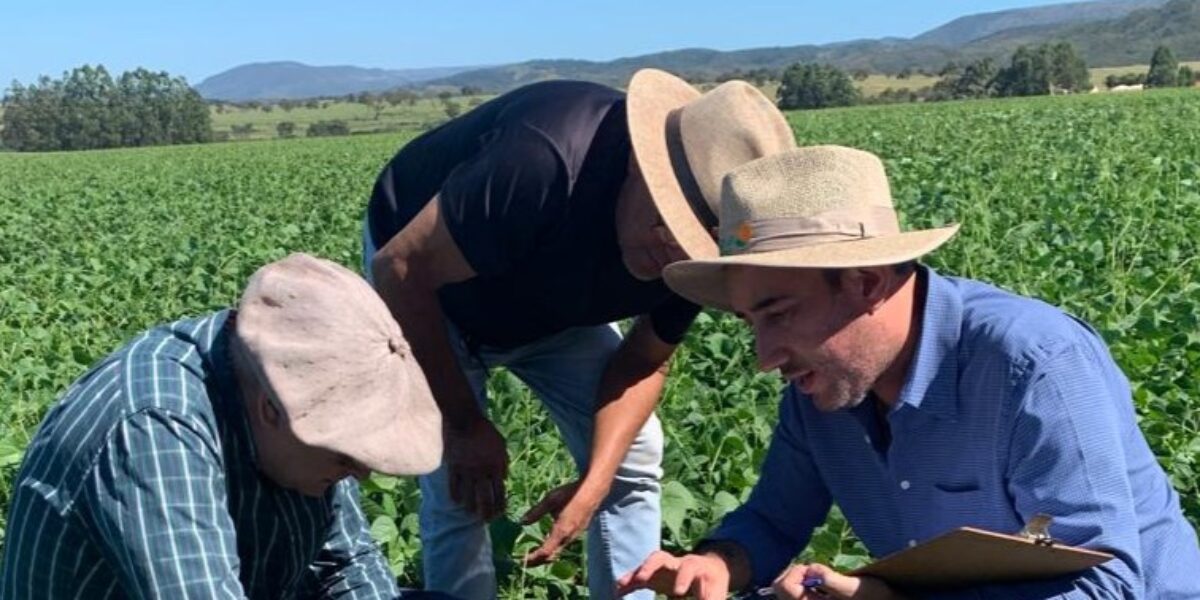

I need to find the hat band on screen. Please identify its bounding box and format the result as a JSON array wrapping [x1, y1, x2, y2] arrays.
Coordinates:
[[665, 109, 718, 228], [723, 207, 900, 254]]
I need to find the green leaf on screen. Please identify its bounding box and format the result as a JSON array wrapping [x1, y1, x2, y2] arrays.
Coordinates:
[[713, 491, 740, 519], [662, 480, 698, 540], [370, 515, 399, 545]]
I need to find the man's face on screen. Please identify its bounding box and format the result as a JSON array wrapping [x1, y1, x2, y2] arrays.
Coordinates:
[[249, 395, 372, 497], [729, 266, 893, 412], [614, 157, 691, 281]]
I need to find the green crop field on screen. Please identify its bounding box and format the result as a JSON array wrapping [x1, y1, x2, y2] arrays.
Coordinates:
[[208, 96, 495, 141], [2, 88, 1198, 597]]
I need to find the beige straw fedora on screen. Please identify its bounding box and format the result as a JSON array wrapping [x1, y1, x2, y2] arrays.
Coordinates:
[[663, 145, 959, 310], [627, 68, 796, 260]]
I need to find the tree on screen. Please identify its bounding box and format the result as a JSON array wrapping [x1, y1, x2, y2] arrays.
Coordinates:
[[1045, 42, 1090, 93], [307, 120, 350, 137], [851, 69, 870, 81], [746, 68, 775, 88], [276, 121, 296, 138], [776, 63, 860, 110], [1105, 72, 1147, 88], [114, 68, 211, 147], [938, 61, 962, 78], [385, 90, 418, 107], [230, 123, 255, 138], [1147, 46, 1178, 88], [993, 46, 1051, 97], [932, 57, 998, 100], [1178, 65, 1195, 87], [59, 65, 121, 149], [1, 79, 62, 151], [355, 92, 386, 120], [443, 100, 462, 119], [1, 64, 210, 152]]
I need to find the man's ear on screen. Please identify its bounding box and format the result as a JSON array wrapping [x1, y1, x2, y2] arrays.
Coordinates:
[[250, 391, 284, 429], [842, 266, 891, 314]]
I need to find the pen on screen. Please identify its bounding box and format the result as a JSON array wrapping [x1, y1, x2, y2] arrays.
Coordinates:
[[734, 576, 827, 598], [804, 576, 829, 597]]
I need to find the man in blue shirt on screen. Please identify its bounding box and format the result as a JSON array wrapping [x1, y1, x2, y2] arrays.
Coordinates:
[[2, 254, 448, 599], [619, 147, 1200, 599]]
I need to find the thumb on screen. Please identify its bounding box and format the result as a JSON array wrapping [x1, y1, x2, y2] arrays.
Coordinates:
[[805, 563, 859, 599], [522, 535, 562, 567]]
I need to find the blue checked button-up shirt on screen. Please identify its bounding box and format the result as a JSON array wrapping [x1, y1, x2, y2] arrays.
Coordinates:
[[712, 268, 1200, 598], [1, 311, 402, 599]]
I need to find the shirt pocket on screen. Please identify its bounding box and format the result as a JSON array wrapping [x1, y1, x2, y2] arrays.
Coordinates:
[[928, 481, 989, 528]]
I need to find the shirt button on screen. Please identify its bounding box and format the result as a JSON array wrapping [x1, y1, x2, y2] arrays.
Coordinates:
[[899, 480, 911, 490], [908, 539, 918, 548], [864, 434, 872, 445]]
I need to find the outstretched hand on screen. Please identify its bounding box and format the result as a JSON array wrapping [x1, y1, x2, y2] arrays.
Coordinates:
[[520, 479, 602, 567]]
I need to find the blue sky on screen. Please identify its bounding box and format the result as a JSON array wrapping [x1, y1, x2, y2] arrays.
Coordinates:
[[2, 1, 1071, 85]]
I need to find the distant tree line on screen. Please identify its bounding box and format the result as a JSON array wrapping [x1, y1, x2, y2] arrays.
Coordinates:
[[769, 42, 1196, 111], [771, 43, 1090, 110], [208, 86, 488, 126], [929, 43, 1195, 100], [928, 42, 1092, 101], [306, 120, 350, 137], [1144, 46, 1196, 88], [714, 68, 777, 87], [776, 64, 860, 110], [2, 65, 211, 152]]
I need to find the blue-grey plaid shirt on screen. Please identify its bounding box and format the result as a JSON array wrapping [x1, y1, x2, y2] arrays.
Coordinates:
[[1, 310, 401, 599]]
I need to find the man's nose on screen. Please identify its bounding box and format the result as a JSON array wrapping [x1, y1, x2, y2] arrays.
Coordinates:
[[756, 334, 787, 374]]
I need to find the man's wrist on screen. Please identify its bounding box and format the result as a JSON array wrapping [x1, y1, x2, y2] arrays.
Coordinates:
[[693, 539, 751, 590], [574, 474, 611, 507]]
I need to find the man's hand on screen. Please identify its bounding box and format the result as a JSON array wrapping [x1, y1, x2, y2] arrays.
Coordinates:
[[519, 479, 605, 567], [772, 563, 907, 600], [616, 551, 732, 599], [444, 418, 508, 521]]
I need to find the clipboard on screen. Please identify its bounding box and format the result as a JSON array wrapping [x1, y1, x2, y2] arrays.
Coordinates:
[[851, 517, 1114, 589]]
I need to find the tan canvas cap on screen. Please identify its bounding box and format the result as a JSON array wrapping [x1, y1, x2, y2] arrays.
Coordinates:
[[627, 68, 796, 260], [236, 253, 441, 476], [664, 146, 959, 310]]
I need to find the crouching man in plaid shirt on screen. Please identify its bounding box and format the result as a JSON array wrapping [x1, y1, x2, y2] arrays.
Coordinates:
[[1, 254, 452, 599]]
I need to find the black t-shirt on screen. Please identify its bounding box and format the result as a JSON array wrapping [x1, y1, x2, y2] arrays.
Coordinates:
[[367, 80, 700, 349]]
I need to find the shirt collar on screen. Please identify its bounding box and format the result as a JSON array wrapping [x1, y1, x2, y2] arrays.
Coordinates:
[[205, 310, 260, 467], [894, 266, 962, 418]]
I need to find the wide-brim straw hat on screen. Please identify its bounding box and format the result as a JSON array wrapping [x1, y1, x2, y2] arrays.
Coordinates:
[[237, 253, 442, 476], [626, 68, 796, 259], [664, 146, 959, 310]]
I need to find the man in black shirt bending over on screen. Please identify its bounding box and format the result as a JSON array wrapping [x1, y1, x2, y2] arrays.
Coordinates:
[[364, 69, 794, 600]]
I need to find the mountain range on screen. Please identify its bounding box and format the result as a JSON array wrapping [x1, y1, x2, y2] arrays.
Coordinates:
[[196, 0, 1198, 100], [195, 62, 477, 101]]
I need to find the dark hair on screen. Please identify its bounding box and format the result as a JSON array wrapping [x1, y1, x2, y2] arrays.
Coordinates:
[[821, 260, 918, 289]]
